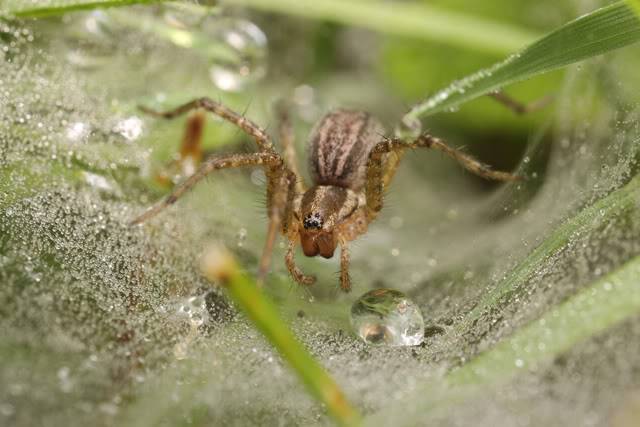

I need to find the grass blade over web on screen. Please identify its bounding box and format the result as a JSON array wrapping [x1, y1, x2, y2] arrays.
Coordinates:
[[402, 1, 640, 128], [201, 246, 362, 427], [371, 250, 640, 425], [457, 175, 640, 335], [1, 0, 168, 18]]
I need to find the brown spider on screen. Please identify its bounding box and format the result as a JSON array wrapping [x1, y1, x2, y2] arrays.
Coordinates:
[[132, 94, 546, 292]]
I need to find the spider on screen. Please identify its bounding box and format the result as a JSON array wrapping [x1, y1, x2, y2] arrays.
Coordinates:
[[132, 93, 547, 292]]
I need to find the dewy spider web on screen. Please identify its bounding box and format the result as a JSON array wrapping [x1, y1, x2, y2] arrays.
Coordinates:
[[1, 4, 640, 427]]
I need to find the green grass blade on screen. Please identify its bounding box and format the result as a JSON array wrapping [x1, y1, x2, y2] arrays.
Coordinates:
[[2, 0, 165, 19], [201, 247, 362, 427], [221, 0, 539, 55], [403, 1, 640, 126], [457, 175, 640, 335], [449, 253, 640, 385]]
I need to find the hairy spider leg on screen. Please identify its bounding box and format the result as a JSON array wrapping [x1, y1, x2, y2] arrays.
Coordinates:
[[258, 167, 298, 285], [339, 239, 351, 292], [365, 134, 521, 220], [276, 101, 306, 193], [489, 91, 555, 115], [138, 99, 315, 283], [139, 97, 275, 152], [130, 152, 283, 225]]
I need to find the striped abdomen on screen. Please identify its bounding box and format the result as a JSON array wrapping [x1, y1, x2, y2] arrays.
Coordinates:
[[308, 110, 385, 190]]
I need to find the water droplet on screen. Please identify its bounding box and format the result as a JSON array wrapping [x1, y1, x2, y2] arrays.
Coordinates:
[[206, 19, 267, 92], [176, 293, 208, 327], [350, 289, 425, 346], [82, 171, 118, 194], [237, 228, 247, 247], [65, 121, 91, 143], [113, 116, 144, 142], [57, 366, 73, 393]]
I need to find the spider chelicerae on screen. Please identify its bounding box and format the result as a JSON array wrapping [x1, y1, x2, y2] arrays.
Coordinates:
[[132, 93, 546, 292]]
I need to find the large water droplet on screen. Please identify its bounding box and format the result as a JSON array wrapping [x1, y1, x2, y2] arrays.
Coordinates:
[[206, 18, 267, 92], [350, 289, 425, 346]]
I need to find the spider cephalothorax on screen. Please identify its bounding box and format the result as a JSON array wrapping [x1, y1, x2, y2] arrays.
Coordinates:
[[132, 97, 522, 291], [298, 185, 362, 258]]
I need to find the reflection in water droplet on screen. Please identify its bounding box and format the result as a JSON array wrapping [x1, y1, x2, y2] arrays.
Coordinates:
[[206, 19, 267, 92], [350, 289, 424, 346]]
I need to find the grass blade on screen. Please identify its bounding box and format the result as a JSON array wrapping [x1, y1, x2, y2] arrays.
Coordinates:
[[458, 175, 640, 335], [201, 246, 362, 427], [449, 253, 640, 385], [2, 0, 165, 19], [221, 0, 539, 55], [372, 251, 640, 425], [402, 1, 640, 127]]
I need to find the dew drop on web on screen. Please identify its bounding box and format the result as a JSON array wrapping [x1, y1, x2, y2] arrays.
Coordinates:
[[350, 289, 425, 346], [206, 19, 267, 92]]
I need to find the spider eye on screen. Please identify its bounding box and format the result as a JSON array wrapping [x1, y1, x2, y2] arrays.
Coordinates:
[[303, 212, 323, 230]]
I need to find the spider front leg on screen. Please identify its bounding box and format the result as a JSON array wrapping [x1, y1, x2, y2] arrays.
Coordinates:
[[140, 97, 275, 152], [276, 101, 306, 193], [257, 167, 298, 285], [339, 239, 351, 292], [489, 90, 554, 115], [410, 134, 522, 181], [131, 152, 282, 225], [364, 135, 521, 220]]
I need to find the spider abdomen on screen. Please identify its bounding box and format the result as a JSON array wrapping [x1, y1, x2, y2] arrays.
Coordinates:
[[309, 109, 385, 190]]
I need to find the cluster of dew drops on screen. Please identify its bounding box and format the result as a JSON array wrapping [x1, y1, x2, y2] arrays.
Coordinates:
[[3, 3, 427, 360], [61, 5, 268, 92], [61, 6, 429, 348]]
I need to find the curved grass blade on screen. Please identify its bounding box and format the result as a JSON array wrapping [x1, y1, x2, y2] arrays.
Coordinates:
[[201, 247, 362, 427], [449, 254, 640, 385], [371, 251, 640, 425], [458, 174, 640, 335], [403, 1, 640, 127]]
